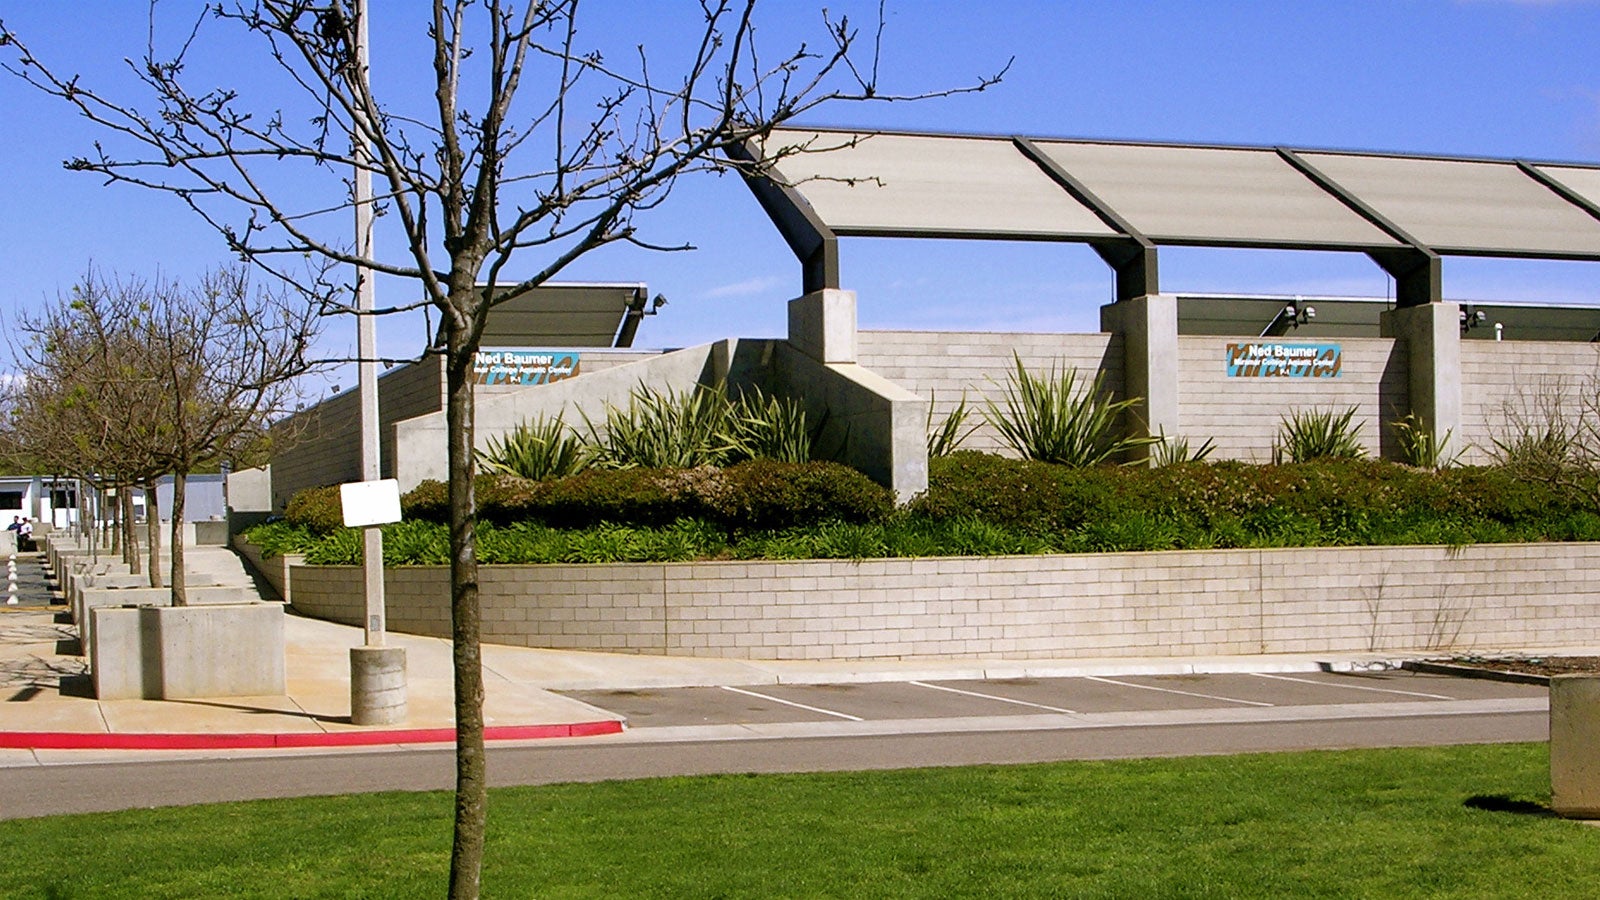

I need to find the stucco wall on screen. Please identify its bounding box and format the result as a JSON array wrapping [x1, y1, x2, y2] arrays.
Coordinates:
[[288, 541, 1600, 661]]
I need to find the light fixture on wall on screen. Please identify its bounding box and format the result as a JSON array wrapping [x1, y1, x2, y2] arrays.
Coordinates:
[[1260, 302, 1315, 337], [1460, 306, 1488, 334]]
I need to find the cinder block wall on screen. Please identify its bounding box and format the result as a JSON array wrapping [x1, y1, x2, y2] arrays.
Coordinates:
[[1460, 341, 1600, 464], [288, 542, 1600, 661], [271, 349, 667, 506], [857, 331, 1122, 454], [1176, 336, 1407, 461], [270, 358, 446, 509]]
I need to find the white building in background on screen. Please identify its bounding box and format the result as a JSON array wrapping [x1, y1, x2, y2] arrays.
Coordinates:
[[0, 475, 80, 529]]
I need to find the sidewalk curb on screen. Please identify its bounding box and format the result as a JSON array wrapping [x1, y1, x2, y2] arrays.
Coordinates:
[[0, 720, 623, 751]]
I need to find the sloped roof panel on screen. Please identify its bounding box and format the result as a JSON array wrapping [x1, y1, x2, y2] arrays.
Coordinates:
[[1033, 142, 1401, 248], [760, 130, 1118, 238], [1299, 153, 1600, 256], [1535, 165, 1600, 215]]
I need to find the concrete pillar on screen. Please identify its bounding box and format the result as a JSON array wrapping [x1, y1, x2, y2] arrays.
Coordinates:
[[1100, 294, 1180, 460], [1551, 675, 1600, 818], [350, 645, 408, 725], [788, 289, 857, 364], [1380, 302, 1462, 455]]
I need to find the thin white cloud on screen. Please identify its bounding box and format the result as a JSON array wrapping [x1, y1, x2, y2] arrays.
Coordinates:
[[702, 275, 787, 299]]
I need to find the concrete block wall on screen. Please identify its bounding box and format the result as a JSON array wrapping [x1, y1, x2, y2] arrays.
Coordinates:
[[287, 541, 1600, 661], [270, 357, 446, 509], [1459, 340, 1600, 464], [1176, 336, 1408, 461], [856, 331, 1123, 455], [392, 343, 722, 488]]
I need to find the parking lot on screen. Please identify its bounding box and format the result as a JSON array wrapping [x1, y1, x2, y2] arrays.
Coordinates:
[[562, 669, 1546, 730]]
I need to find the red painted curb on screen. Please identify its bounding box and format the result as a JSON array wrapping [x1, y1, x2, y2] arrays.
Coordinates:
[[0, 720, 624, 751]]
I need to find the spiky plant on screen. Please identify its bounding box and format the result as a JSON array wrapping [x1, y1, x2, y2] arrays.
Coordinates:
[[1274, 407, 1366, 463], [583, 383, 737, 469], [927, 392, 979, 458], [1150, 430, 1217, 467], [1391, 413, 1460, 470], [476, 413, 587, 480], [727, 386, 811, 464], [983, 354, 1155, 466]]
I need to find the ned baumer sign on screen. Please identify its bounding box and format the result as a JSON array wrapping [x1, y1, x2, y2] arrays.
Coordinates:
[[473, 349, 581, 385], [1225, 343, 1342, 378]]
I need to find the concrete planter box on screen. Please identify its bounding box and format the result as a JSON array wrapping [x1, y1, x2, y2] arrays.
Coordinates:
[[76, 586, 252, 647], [287, 541, 1600, 662], [89, 603, 285, 700]]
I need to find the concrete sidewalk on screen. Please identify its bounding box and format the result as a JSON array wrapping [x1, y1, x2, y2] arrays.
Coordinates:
[[0, 544, 1578, 757]]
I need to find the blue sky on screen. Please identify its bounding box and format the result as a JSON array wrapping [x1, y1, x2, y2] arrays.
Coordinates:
[[2, 1, 1598, 392]]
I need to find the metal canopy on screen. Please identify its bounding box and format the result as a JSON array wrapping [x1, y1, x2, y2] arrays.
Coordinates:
[[1298, 152, 1600, 258], [741, 127, 1600, 304], [758, 131, 1117, 239], [1032, 142, 1401, 249], [478, 283, 652, 348]]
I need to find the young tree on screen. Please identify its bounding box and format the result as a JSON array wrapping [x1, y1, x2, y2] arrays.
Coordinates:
[[1, 4, 999, 894], [8, 268, 318, 599]]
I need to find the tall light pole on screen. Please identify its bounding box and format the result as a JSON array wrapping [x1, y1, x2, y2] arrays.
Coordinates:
[[348, 0, 406, 726]]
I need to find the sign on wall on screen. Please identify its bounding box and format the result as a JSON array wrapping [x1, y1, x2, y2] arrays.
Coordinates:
[[473, 349, 581, 386], [1225, 342, 1342, 378]]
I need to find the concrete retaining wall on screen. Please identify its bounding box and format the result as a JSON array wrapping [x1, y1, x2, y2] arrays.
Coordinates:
[[288, 541, 1600, 661]]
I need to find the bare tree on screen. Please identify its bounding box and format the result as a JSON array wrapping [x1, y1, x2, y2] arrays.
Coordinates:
[[9, 268, 318, 599], [1, 3, 1001, 894]]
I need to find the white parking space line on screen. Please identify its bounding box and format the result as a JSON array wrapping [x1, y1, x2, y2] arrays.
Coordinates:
[[1086, 676, 1274, 707], [719, 685, 864, 722], [1247, 671, 1458, 701], [910, 680, 1079, 714]]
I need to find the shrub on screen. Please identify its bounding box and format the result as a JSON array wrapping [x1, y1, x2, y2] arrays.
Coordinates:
[[1275, 407, 1365, 462], [284, 485, 347, 533], [400, 479, 449, 522], [477, 413, 587, 480], [240, 520, 320, 558], [705, 459, 894, 530], [912, 451, 1120, 534], [984, 354, 1155, 466], [535, 466, 719, 528]]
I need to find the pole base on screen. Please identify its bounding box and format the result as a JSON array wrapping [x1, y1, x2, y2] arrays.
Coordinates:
[[350, 646, 407, 726]]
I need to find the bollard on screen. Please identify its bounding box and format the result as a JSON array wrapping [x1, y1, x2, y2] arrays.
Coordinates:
[[6, 555, 16, 605], [1551, 675, 1600, 818], [350, 645, 407, 726]]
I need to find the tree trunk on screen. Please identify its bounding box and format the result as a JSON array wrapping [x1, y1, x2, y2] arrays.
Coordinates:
[[144, 484, 163, 589], [445, 327, 487, 900], [122, 485, 140, 574], [170, 472, 187, 606], [109, 484, 120, 556]]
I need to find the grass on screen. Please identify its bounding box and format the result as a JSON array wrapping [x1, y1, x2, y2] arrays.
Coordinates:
[[1, 743, 1596, 898]]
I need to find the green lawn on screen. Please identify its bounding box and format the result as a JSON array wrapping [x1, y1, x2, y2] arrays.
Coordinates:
[[2, 743, 1594, 898]]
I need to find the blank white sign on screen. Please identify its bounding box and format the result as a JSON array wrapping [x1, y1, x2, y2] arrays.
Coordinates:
[[340, 479, 403, 528]]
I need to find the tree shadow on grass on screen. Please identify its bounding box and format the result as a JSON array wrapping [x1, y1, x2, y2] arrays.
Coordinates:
[[1464, 794, 1557, 818]]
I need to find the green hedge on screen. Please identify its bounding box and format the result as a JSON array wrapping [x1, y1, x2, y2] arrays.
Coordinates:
[[397, 460, 892, 531], [259, 453, 1600, 564], [912, 452, 1598, 549]]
